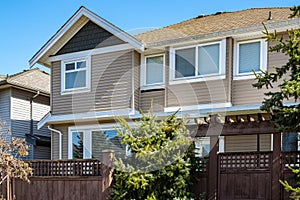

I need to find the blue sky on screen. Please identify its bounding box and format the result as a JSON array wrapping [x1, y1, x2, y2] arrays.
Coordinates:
[[0, 0, 298, 75]]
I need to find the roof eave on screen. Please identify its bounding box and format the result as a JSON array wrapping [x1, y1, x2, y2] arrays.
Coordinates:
[[0, 81, 50, 96]]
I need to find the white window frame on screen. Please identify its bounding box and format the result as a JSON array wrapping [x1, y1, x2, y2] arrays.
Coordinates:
[[234, 39, 268, 80], [141, 54, 165, 90], [68, 123, 133, 159], [61, 56, 91, 94], [169, 39, 226, 84]]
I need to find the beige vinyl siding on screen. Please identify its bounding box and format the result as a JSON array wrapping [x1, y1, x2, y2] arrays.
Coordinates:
[[225, 134, 271, 152], [133, 51, 140, 111], [166, 38, 231, 107], [226, 37, 233, 103], [167, 80, 228, 107], [140, 90, 165, 112], [52, 123, 72, 160], [232, 35, 289, 106], [51, 49, 134, 115]]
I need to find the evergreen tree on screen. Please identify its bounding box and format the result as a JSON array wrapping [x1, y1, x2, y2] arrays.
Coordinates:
[[253, 6, 300, 199], [253, 6, 300, 133], [110, 112, 195, 200]]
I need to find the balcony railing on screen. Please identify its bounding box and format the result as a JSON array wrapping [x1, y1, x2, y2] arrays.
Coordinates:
[[29, 159, 102, 176]]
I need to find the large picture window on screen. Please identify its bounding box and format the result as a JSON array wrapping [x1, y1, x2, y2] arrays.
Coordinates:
[[235, 39, 267, 79], [172, 40, 225, 81], [61, 58, 90, 93], [68, 127, 125, 160]]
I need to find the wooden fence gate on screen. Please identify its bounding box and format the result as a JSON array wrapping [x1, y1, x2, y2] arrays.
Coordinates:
[[218, 152, 272, 199]]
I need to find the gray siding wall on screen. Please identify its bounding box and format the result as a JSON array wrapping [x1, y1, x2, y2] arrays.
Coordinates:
[[56, 20, 125, 55], [51, 50, 134, 115], [10, 88, 50, 159], [0, 88, 11, 134], [11, 88, 50, 137], [34, 146, 51, 160]]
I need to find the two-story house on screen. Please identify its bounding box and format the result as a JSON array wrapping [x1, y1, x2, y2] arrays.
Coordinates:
[[0, 68, 51, 160], [32, 6, 298, 160]]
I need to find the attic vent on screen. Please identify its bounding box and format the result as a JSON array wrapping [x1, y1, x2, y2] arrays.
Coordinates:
[[215, 11, 223, 15], [268, 11, 272, 20]]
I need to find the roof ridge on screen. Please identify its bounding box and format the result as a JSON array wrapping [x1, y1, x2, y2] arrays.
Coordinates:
[[135, 7, 291, 38], [8, 68, 49, 79]]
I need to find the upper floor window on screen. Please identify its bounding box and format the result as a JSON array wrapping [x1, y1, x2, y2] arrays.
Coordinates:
[[234, 39, 267, 79], [141, 54, 165, 89], [146, 55, 164, 85], [171, 40, 226, 82], [61, 57, 90, 93]]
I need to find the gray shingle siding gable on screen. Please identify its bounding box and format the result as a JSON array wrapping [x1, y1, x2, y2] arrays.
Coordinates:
[[56, 20, 125, 55]]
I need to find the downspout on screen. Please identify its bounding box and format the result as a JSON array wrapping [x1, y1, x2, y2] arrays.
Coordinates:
[[28, 91, 40, 160], [30, 91, 40, 135], [47, 126, 62, 160]]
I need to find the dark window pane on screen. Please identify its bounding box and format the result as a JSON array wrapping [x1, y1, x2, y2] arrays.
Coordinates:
[[66, 63, 75, 71], [65, 71, 86, 89], [282, 133, 298, 151], [92, 130, 124, 160], [77, 61, 86, 69], [239, 42, 260, 73], [175, 48, 195, 78], [72, 132, 83, 159], [198, 44, 220, 75]]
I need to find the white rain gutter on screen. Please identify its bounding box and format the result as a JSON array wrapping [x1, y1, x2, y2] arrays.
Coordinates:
[[47, 126, 62, 160]]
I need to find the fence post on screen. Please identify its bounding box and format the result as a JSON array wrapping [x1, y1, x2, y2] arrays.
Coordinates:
[[272, 132, 281, 200], [101, 150, 115, 199], [208, 136, 218, 200]]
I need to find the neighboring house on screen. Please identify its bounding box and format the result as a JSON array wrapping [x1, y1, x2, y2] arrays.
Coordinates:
[[0, 68, 51, 160]]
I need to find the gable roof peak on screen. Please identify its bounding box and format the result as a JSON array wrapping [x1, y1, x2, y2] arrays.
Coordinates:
[[29, 6, 144, 68]]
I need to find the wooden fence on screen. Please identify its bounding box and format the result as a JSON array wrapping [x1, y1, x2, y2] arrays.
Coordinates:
[[192, 151, 300, 200], [1, 151, 114, 200], [29, 159, 102, 176], [2, 151, 300, 200]]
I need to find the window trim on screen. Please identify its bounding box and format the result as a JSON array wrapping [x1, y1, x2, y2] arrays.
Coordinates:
[[169, 39, 226, 83], [234, 39, 268, 80], [61, 56, 91, 94], [68, 123, 134, 159], [141, 54, 165, 90]]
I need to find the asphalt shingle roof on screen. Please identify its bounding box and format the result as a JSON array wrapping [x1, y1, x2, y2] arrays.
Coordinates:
[[0, 68, 50, 95], [135, 8, 292, 44]]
